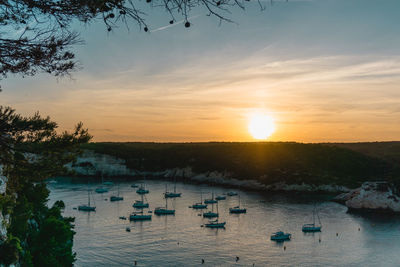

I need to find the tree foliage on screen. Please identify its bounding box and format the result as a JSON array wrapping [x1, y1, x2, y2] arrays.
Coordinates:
[[82, 142, 398, 188], [0, 0, 253, 84], [0, 106, 91, 266]]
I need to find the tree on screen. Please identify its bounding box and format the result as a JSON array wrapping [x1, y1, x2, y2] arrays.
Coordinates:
[[0, 106, 91, 265], [0, 0, 253, 86]]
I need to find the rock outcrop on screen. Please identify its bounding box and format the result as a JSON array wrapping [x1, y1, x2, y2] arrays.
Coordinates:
[[333, 182, 400, 213]]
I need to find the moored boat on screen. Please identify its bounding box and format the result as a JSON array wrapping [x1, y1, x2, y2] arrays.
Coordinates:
[[129, 212, 152, 221], [79, 182, 96, 211], [270, 231, 291, 241], [154, 197, 175, 215], [302, 205, 322, 232], [229, 195, 246, 214], [205, 219, 226, 228]]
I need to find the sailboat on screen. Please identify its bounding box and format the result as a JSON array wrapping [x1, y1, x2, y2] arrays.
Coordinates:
[[203, 200, 219, 218], [204, 191, 217, 204], [215, 195, 226, 201], [110, 183, 123, 201], [192, 192, 207, 209], [95, 174, 109, 193], [130, 208, 152, 221], [164, 173, 182, 198], [302, 205, 322, 232], [155, 196, 175, 215], [136, 175, 149, 194], [205, 219, 226, 228], [133, 193, 149, 209], [78, 182, 96, 211], [229, 194, 246, 214]]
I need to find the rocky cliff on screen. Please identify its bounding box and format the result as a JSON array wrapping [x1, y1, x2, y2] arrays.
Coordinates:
[[68, 151, 350, 193], [333, 182, 400, 213]]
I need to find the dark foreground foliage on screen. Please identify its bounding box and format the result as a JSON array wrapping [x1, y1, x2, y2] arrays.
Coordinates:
[[0, 106, 91, 266]]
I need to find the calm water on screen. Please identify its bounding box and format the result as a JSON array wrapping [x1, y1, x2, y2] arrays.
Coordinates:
[[48, 180, 400, 267]]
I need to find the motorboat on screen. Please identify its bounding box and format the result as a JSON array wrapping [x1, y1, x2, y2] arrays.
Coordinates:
[[270, 231, 291, 241]]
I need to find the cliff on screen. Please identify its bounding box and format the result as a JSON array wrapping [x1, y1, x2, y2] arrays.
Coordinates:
[[333, 182, 400, 213]]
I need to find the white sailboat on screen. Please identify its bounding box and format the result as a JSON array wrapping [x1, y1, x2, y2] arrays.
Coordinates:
[[130, 208, 152, 221], [229, 194, 246, 214], [203, 199, 219, 218], [155, 196, 175, 215], [192, 192, 207, 209], [79, 182, 96, 211], [136, 175, 149, 194], [95, 174, 109, 193], [164, 173, 181, 198], [204, 191, 217, 204], [302, 205, 322, 232], [110, 182, 123, 201], [133, 193, 149, 209]]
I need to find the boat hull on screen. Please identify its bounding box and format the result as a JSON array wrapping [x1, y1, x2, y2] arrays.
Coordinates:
[[215, 196, 226, 200], [129, 214, 152, 221], [229, 208, 247, 214], [205, 222, 226, 228], [95, 188, 108, 193], [136, 189, 149, 194], [203, 212, 218, 218], [78, 205, 96, 211], [165, 192, 182, 198], [133, 203, 149, 209], [302, 226, 322, 232], [154, 209, 175, 215], [192, 204, 207, 209], [204, 199, 217, 204], [110, 196, 124, 201]]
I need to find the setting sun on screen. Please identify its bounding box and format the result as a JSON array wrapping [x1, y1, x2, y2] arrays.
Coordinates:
[[248, 114, 276, 140]]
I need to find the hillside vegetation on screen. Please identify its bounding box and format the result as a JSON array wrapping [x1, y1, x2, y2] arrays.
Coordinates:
[[81, 142, 400, 188]]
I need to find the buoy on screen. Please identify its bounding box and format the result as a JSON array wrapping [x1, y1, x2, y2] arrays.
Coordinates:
[[202, 259, 205, 264], [284, 246, 286, 250], [319, 238, 321, 243], [236, 256, 239, 261], [134, 260, 137, 266], [336, 233, 338, 236], [358, 228, 360, 231]]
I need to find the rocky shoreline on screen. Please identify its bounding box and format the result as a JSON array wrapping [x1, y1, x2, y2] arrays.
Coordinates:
[[65, 151, 400, 213], [333, 181, 400, 213]]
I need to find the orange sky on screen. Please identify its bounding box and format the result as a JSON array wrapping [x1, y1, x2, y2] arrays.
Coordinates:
[[2, 0, 400, 142]]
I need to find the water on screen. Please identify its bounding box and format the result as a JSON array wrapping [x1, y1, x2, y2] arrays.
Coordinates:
[[48, 180, 400, 267]]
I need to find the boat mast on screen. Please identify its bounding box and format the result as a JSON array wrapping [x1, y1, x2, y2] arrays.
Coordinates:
[[87, 181, 90, 206], [173, 170, 177, 193]]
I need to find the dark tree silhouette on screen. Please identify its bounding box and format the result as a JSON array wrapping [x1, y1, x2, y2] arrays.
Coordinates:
[[0, 0, 254, 84]]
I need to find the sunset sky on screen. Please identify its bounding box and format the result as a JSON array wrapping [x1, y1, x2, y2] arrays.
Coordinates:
[[2, 0, 400, 142]]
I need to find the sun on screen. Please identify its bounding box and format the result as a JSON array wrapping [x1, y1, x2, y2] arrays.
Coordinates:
[[248, 114, 276, 140]]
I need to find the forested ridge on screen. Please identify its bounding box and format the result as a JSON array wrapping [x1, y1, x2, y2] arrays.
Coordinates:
[[82, 142, 400, 188]]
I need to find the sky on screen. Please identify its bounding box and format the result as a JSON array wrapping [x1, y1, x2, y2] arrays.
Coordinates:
[[1, 0, 400, 142]]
